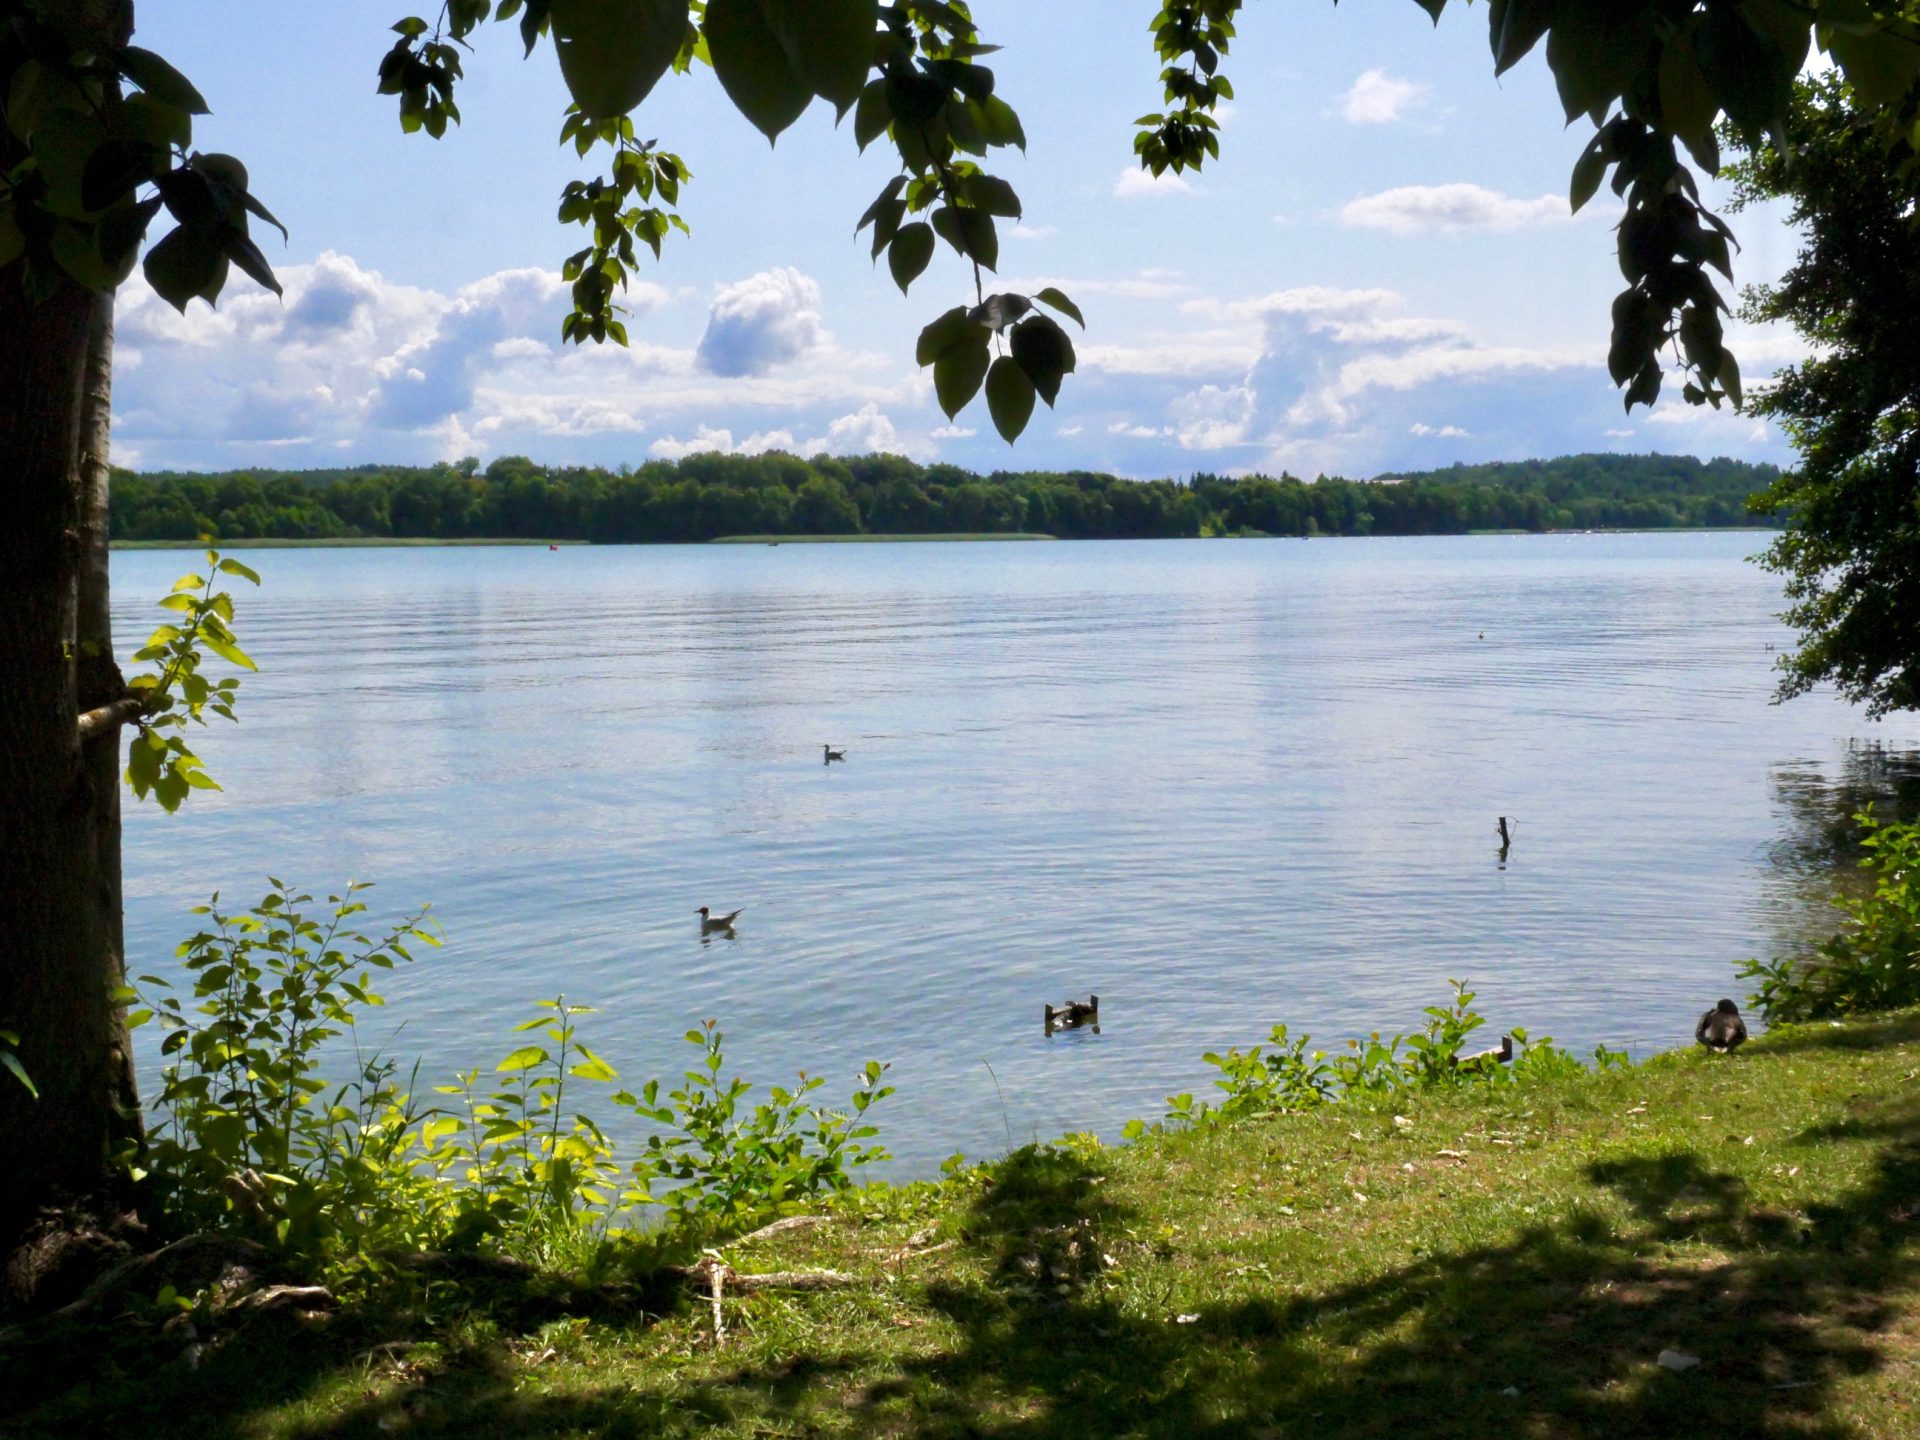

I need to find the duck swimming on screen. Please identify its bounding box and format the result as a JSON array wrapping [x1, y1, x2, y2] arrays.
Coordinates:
[[698, 906, 743, 934], [1045, 995, 1099, 1032], [823, 744, 846, 763]]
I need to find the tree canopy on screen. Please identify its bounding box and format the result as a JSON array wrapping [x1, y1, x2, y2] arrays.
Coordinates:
[[9, 2, 1920, 444], [107, 450, 1782, 544], [1732, 75, 1920, 718]]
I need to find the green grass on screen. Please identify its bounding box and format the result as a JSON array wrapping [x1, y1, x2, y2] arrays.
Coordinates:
[[9, 1012, 1920, 1439], [709, 532, 1056, 544], [110, 538, 588, 550]]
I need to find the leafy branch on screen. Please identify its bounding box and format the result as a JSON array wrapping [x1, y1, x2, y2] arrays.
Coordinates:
[[122, 547, 260, 813]]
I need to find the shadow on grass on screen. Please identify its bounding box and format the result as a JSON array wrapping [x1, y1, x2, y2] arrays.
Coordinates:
[[11, 1083, 1920, 1439], [1752, 1009, 1920, 1056], [271, 1099, 1920, 1440]]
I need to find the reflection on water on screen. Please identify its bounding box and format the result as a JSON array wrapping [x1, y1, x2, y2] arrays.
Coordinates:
[[1760, 743, 1920, 968], [109, 534, 1920, 1175]]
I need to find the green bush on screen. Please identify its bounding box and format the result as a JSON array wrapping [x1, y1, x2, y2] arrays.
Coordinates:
[[1132, 980, 1631, 1136], [129, 884, 896, 1269], [1741, 810, 1920, 1020]]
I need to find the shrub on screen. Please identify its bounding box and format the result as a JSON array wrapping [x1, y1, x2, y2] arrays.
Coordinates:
[[1741, 810, 1920, 1020], [129, 884, 896, 1269], [1132, 980, 1631, 1136]]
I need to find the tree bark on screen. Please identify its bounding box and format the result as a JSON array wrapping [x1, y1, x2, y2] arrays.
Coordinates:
[[0, 273, 140, 1245]]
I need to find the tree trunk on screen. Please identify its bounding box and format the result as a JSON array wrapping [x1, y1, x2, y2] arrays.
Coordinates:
[[0, 273, 140, 1246]]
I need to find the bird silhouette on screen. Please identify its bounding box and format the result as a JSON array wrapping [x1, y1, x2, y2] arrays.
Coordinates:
[[1695, 998, 1748, 1053], [823, 744, 846, 763], [697, 906, 742, 934]]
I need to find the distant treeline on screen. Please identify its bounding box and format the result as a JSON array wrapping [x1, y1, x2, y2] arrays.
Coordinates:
[[111, 451, 1783, 544]]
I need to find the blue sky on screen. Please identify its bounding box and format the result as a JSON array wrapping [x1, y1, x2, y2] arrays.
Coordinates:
[[115, 1, 1806, 478]]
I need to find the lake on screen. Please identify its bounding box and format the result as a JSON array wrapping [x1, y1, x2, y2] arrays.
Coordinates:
[[112, 533, 1920, 1174]]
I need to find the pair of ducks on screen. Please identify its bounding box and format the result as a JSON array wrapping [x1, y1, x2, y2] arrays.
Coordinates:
[[699, 746, 845, 932]]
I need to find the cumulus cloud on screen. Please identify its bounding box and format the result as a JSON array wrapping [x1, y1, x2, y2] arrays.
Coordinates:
[[1169, 383, 1257, 450], [372, 266, 580, 429], [930, 424, 976, 439], [1339, 184, 1570, 233], [647, 425, 796, 460], [1114, 166, 1192, 199], [108, 251, 916, 471], [1409, 422, 1471, 438], [1341, 69, 1426, 124], [803, 403, 931, 460], [694, 267, 826, 377]]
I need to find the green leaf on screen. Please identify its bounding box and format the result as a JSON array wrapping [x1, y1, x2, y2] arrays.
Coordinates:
[[931, 328, 990, 419], [1032, 287, 1084, 328], [550, 0, 688, 121], [769, 0, 878, 115], [497, 1045, 551, 1072], [570, 1052, 620, 1082], [1, 1050, 38, 1100], [852, 78, 890, 149], [970, 95, 1026, 150], [1010, 313, 1075, 406], [1658, 35, 1718, 167], [1545, 6, 1654, 124], [929, 205, 997, 270], [706, 0, 812, 142], [1489, 0, 1553, 77], [222, 228, 283, 297], [887, 221, 934, 293], [118, 48, 210, 116], [915, 305, 980, 365], [1569, 132, 1609, 213], [960, 173, 1020, 218], [198, 634, 259, 671], [984, 355, 1035, 442], [1717, 348, 1742, 408], [142, 224, 227, 312], [217, 557, 262, 584]]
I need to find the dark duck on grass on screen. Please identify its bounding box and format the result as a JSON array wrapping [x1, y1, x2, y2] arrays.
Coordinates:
[[1696, 998, 1748, 1053]]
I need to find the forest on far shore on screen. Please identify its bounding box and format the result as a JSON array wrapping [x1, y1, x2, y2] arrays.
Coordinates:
[[111, 451, 1783, 544]]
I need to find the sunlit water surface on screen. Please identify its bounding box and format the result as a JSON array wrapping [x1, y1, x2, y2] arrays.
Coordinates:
[[112, 534, 1920, 1173]]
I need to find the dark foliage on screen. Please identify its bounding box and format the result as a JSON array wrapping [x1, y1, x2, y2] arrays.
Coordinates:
[[1730, 77, 1920, 718], [110, 451, 1782, 546]]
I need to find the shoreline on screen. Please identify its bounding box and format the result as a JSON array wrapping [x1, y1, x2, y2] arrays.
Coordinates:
[[109, 525, 1781, 551]]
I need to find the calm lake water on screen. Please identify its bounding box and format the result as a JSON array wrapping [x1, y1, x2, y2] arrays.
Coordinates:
[[112, 534, 1920, 1174]]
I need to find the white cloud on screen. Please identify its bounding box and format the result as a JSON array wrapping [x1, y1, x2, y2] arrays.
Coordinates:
[[1057, 425, 1083, 436], [108, 251, 919, 470], [1409, 422, 1471, 438], [930, 424, 976, 439], [803, 403, 930, 460], [1114, 166, 1192, 199], [647, 425, 795, 460], [695, 267, 826, 377], [1339, 184, 1570, 233], [1170, 383, 1257, 450], [1011, 223, 1057, 240], [1341, 69, 1426, 125], [1107, 421, 1167, 439]]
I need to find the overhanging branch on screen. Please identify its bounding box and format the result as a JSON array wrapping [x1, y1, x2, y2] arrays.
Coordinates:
[[76, 696, 146, 745]]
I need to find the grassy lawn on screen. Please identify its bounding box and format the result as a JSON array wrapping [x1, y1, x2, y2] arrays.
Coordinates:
[[8, 1011, 1919, 1439]]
